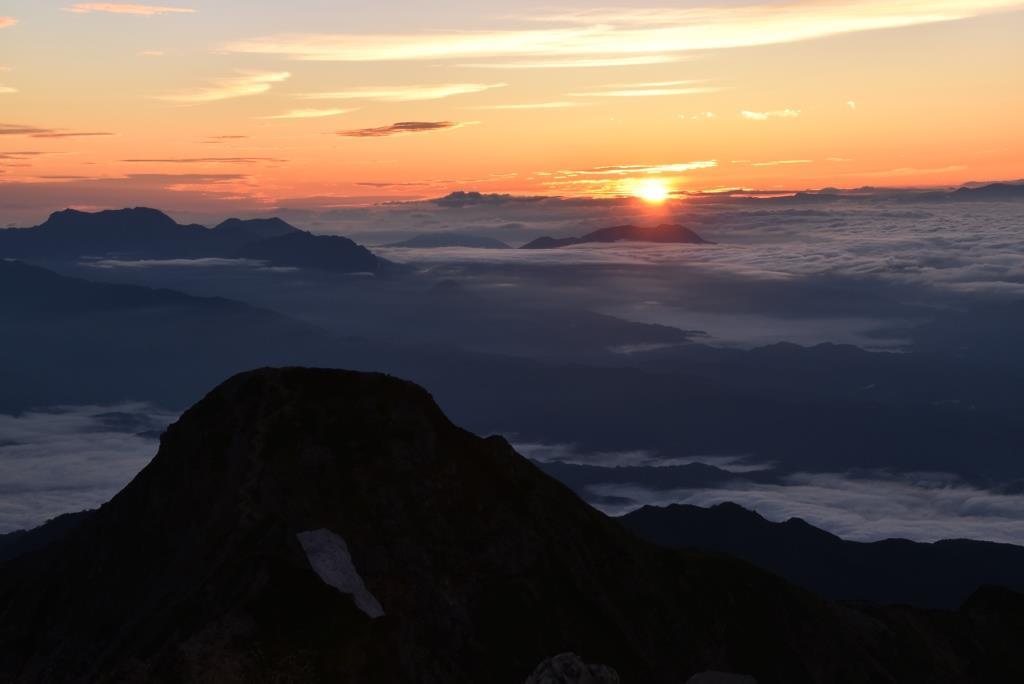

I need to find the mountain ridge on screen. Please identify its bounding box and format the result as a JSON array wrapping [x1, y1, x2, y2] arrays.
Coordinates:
[[1, 368, 1023, 682], [521, 224, 711, 249]]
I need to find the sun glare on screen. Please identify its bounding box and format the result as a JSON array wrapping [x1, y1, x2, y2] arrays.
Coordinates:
[[633, 179, 671, 204]]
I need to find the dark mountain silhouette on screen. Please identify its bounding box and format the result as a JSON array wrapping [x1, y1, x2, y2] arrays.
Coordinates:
[[385, 233, 511, 249], [2, 368, 1023, 682], [0, 260, 351, 411], [0, 511, 92, 564], [4, 261, 1024, 482], [620, 503, 1024, 609], [211, 217, 299, 242], [432, 190, 546, 208], [236, 230, 396, 274], [521, 224, 711, 249], [0, 207, 394, 274]]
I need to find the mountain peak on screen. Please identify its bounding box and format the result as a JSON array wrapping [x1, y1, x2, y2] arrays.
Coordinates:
[[4, 368, 1024, 681], [40, 206, 180, 231]]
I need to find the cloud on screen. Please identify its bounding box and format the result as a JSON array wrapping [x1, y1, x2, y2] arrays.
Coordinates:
[[571, 80, 717, 98], [260, 108, 355, 119], [223, 1, 1020, 62], [120, 156, 285, 164], [741, 109, 801, 121], [0, 86, 16, 94], [462, 55, 681, 69], [156, 70, 290, 103], [83, 257, 272, 269], [65, 3, 196, 15], [336, 121, 464, 138], [583, 470, 1024, 545], [0, 403, 176, 533], [858, 165, 968, 178], [473, 101, 585, 110], [847, 100, 857, 109], [748, 159, 814, 167], [516, 442, 771, 472], [556, 161, 718, 177], [0, 123, 113, 138], [138, 50, 165, 57], [0, 17, 16, 29], [299, 83, 505, 102]]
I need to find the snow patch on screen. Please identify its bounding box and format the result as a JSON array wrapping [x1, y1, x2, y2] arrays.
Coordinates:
[[296, 529, 385, 618]]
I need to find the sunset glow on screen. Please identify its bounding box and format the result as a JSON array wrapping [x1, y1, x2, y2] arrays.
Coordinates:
[[632, 179, 671, 204], [0, 1, 1021, 222]]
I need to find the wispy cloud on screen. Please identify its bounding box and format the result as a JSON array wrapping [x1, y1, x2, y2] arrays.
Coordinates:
[[681, 111, 716, 121], [224, 2, 1021, 62], [260, 108, 355, 120], [749, 159, 814, 167], [741, 109, 801, 121], [120, 156, 285, 164], [857, 165, 968, 177], [337, 121, 465, 138], [473, 101, 585, 110], [462, 55, 681, 69], [571, 80, 717, 98], [300, 83, 504, 102], [157, 70, 290, 103], [0, 123, 113, 138], [0, 17, 16, 29], [0, 86, 16, 94], [66, 3, 196, 15], [553, 160, 718, 177], [0, 403, 174, 533]]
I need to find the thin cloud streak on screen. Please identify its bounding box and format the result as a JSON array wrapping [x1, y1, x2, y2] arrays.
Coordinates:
[[65, 3, 196, 15], [0, 17, 16, 29], [0, 124, 113, 138], [156, 71, 290, 103], [462, 55, 681, 69], [473, 101, 586, 110], [223, 1, 1023, 62], [261, 108, 356, 119], [742, 109, 802, 120], [299, 83, 505, 102], [337, 121, 464, 138]]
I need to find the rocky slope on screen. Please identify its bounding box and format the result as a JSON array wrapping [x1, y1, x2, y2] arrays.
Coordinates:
[[1, 369, 1022, 683]]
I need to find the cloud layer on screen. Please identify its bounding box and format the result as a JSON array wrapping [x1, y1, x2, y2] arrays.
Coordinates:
[[66, 3, 196, 15], [224, 1, 1023, 62], [337, 121, 463, 138], [0, 403, 176, 533], [157, 71, 290, 103], [300, 83, 504, 102]]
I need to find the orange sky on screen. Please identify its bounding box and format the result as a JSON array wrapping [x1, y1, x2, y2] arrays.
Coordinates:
[[1, 1, 1022, 219]]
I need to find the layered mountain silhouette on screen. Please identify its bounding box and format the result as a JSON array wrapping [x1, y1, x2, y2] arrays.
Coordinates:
[[1, 368, 1023, 683], [385, 233, 511, 249], [521, 224, 710, 249], [4, 260, 1024, 482], [620, 503, 1024, 609], [0, 207, 394, 274]]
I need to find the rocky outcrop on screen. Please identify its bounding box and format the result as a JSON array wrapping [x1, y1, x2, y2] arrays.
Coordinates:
[[525, 653, 620, 683]]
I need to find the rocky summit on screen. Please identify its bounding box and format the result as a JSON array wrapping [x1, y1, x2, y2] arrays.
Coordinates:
[[1, 368, 1023, 683]]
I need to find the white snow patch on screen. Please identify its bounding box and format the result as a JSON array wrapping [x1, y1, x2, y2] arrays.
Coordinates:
[[296, 529, 385, 618]]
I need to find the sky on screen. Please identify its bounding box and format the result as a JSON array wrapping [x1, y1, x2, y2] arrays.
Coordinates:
[[1, 0, 1022, 220]]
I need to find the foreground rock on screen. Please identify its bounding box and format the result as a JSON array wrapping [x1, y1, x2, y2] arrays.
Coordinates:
[[1, 368, 1022, 683]]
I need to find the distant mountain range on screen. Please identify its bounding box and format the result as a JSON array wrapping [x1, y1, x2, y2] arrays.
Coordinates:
[[770, 182, 1024, 204], [0, 207, 396, 275], [1, 368, 1022, 682], [385, 233, 511, 249], [521, 224, 711, 249], [620, 502, 1024, 609]]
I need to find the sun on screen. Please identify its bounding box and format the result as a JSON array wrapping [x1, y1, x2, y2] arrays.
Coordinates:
[[632, 179, 671, 204]]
